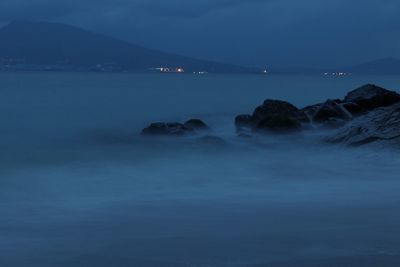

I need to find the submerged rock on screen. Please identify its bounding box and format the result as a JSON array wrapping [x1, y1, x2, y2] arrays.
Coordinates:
[[141, 119, 210, 136], [141, 122, 193, 136]]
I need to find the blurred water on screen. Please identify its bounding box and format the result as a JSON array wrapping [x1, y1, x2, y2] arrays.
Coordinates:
[[1, 72, 400, 266]]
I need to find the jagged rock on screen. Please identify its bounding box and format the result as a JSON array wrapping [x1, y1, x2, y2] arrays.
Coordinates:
[[344, 84, 400, 112], [313, 100, 352, 125], [184, 119, 210, 131], [326, 102, 400, 146], [141, 122, 193, 136]]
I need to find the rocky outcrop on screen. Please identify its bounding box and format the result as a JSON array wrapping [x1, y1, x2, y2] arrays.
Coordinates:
[[344, 84, 400, 113], [141, 119, 209, 136], [142, 84, 400, 147], [232, 83, 400, 146], [322, 84, 400, 146], [326, 102, 400, 146]]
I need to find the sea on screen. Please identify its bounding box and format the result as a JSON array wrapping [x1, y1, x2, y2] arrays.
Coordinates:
[[1, 72, 400, 267]]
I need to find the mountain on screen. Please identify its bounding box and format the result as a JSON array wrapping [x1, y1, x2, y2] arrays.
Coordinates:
[[346, 58, 400, 75], [0, 20, 255, 73]]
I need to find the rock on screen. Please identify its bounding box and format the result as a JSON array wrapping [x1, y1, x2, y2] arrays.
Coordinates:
[[344, 84, 400, 111], [141, 122, 193, 136], [184, 119, 210, 131], [313, 100, 352, 124], [141, 119, 210, 136], [301, 103, 322, 121], [326, 102, 400, 146], [343, 102, 366, 115], [256, 115, 302, 133], [234, 99, 309, 135], [252, 99, 308, 130], [253, 99, 302, 121]]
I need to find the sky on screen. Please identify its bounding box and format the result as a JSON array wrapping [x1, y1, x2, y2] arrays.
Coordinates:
[[0, 0, 399, 68]]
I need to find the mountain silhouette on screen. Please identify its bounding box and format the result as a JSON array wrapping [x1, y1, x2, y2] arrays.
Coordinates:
[[0, 20, 254, 73]]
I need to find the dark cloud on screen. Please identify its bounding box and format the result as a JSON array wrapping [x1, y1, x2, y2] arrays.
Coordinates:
[[0, 0, 399, 67]]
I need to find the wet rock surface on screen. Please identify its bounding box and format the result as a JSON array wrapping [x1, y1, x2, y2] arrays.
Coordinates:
[[326, 102, 400, 146]]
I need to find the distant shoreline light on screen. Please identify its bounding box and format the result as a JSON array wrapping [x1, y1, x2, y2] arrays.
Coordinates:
[[324, 72, 352, 76], [150, 67, 185, 73]]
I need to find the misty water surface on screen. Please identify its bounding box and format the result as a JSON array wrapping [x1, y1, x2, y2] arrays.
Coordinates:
[[1, 72, 400, 266]]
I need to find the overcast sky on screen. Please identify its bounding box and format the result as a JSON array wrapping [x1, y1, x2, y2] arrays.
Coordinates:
[[0, 0, 399, 68]]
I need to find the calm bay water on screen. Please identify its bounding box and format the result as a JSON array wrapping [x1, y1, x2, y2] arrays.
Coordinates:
[[1, 72, 400, 266]]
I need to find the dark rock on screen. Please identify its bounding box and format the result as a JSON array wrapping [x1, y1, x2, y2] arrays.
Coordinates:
[[343, 102, 366, 115], [301, 103, 322, 120], [326, 102, 400, 146], [233, 99, 309, 135], [141, 122, 193, 136], [313, 100, 352, 124], [253, 99, 300, 121], [184, 119, 210, 131], [344, 84, 400, 111], [256, 115, 302, 133]]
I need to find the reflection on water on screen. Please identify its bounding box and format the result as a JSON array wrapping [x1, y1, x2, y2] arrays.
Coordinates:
[[1, 73, 400, 266]]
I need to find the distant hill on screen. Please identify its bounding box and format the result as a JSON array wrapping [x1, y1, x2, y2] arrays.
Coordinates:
[[346, 58, 400, 75], [0, 20, 255, 73]]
